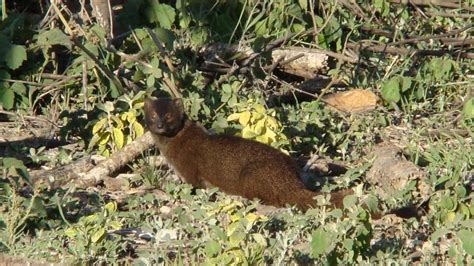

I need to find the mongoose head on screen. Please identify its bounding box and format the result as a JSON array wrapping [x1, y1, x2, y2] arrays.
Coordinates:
[[144, 97, 186, 137]]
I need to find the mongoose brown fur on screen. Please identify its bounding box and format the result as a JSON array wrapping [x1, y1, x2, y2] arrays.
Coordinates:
[[144, 97, 351, 210]]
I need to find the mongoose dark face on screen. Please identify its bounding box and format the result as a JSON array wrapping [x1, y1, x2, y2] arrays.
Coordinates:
[[144, 98, 185, 137]]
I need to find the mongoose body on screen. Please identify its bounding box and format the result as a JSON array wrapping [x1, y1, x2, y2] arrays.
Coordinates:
[[144, 98, 349, 209]]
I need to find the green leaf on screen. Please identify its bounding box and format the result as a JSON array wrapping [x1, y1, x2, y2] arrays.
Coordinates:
[[147, 3, 175, 30], [99, 101, 115, 113], [179, 12, 191, 29], [311, 228, 330, 257], [27, 197, 47, 218], [113, 128, 124, 149], [458, 230, 474, 256], [455, 185, 467, 198], [381, 77, 401, 103], [227, 113, 241, 121], [133, 121, 144, 137], [91, 227, 106, 243], [88, 134, 101, 151], [239, 111, 251, 126], [92, 118, 107, 134], [242, 127, 257, 139], [463, 98, 474, 119], [37, 28, 72, 49], [253, 119, 266, 135], [154, 27, 175, 50], [229, 231, 246, 247], [374, 0, 383, 10], [323, 17, 342, 45], [146, 75, 155, 88], [439, 195, 456, 211], [227, 222, 239, 236], [0, 183, 12, 197], [298, 0, 308, 10], [0, 86, 14, 110], [461, 220, 474, 229], [254, 19, 268, 37], [98, 132, 111, 145], [104, 201, 117, 214], [2, 157, 29, 182], [459, 204, 470, 219], [10, 82, 26, 95], [111, 115, 124, 129], [363, 194, 379, 212], [343, 194, 357, 209], [252, 233, 267, 246], [205, 240, 222, 257], [4, 45, 27, 70], [400, 76, 412, 92], [190, 27, 207, 46], [0, 69, 11, 81], [221, 84, 232, 102], [343, 238, 354, 250], [431, 228, 449, 242], [83, 42, 99, 57], [109, 221, 122, 230], [83, 213, 100, 224], [64, 227, 77, 238]]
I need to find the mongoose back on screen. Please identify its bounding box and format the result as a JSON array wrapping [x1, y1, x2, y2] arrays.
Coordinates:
[[144, 97, 350, 210]]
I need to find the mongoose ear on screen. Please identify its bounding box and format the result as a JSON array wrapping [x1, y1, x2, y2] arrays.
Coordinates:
[[172, 98, 185, 113], [144, 97, 155, 109]]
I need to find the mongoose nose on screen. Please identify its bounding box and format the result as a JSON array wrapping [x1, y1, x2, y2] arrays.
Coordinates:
[[156, 121, 163, 128]]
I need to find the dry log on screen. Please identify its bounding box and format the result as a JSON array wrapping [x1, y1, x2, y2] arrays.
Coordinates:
[[29, 131, 159, 189], [271, 47, 329, 79], [366, 143, 431, 207], [78, 131, 156, 186]]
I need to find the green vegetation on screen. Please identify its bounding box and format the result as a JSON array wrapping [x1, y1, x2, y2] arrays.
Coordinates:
[[0, 0, 473, 264]]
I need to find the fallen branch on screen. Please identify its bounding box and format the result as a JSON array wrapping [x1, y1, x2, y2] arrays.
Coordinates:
[[425, 12, 474, 19], [0, 110, 60, 129], [390, 0, 474, 12], [389, 23, 473, 45], [360, 26, 393, 38], [271, 47, 329, 79], [339, 0, 370, 22], [30, 157, 92, 187], [216, 29, 313, 85], [347, 41, 474, 59], [78, 131, 156, 186], [31, 131, 156, 188]]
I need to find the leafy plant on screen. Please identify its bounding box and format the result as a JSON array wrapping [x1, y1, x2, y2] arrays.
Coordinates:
[[201, 200, 268, 265], [0, 189, 40, 253], [88, 92, 145, 156], [380, 57, 459, 108], [0, 157, 30, 187], [309, 197, 373, 263], [227, 99, 288, 149], [380, 75, 413, 104], [64, 201, 123, 261]]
